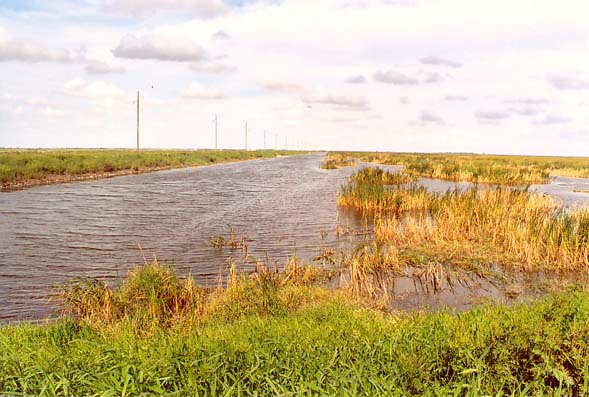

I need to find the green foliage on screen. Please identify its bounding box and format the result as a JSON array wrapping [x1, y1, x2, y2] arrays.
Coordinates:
[[2, 289, 589, 395], [330, 151, 589, 185], [0, 149, 299, 187]]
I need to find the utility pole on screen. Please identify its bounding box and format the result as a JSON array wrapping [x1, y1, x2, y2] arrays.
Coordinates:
[[136, 91, 140, 151], [214, 114, 218, 150], [275, 134, 278, 151], [263, 130, 266, 150], [284, 136, 287, 150], [245, 122, 248, 150]]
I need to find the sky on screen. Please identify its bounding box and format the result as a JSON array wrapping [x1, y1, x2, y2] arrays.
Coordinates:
[[0, 0, 588, 155]]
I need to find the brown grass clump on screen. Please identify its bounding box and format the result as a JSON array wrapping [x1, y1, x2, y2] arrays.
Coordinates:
[[340, 167, 589, 273]]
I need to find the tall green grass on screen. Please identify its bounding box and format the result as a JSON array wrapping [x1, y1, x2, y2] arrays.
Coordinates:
[[2, 283, 589, 396]]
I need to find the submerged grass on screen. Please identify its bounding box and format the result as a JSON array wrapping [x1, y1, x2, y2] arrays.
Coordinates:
[[339, 168, 589, 273], [0, 149, 299, 190], [330, 151, 589, 184], [1, 262, 589, 395], [320, 153, 356, 169]]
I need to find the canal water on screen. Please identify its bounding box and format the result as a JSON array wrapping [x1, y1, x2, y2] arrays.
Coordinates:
[[2, 153, 589, 321], [0, 154, 365, 321]]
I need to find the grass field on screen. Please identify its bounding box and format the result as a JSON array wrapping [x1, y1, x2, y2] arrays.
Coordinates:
[[1, 262, 588, 396], [0, 149, 299, 191], [327, 152, 589, 185]]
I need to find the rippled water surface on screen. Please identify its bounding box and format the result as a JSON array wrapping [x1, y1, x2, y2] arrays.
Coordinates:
[[3, 155, 589, 322], [0, 154, 365, 321]]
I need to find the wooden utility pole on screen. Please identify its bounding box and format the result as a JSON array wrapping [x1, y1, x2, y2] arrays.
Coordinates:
[[245, 122, 248, 150], [214, 114, 218, 150], [136, 91, 140, 151], [263, 130, 266, 150]]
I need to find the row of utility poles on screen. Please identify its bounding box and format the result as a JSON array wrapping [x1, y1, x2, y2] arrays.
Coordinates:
[[134, 91, 304, 151]]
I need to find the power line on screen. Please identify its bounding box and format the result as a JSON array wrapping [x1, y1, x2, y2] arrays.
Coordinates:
[[214, 114, 219, 150]]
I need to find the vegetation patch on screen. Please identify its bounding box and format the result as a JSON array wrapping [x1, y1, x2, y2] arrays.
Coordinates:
[[339, 168, 589, 274], [0, 149, 300, 191], [320, 153, 357, 169], [1, 262, 589, 395], [329, 151, 589, 184]]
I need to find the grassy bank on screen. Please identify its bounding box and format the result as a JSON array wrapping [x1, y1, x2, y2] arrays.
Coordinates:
[[327, 152, 589, 185], [0, 149, 299, 191], [1, 261, 589, 396]]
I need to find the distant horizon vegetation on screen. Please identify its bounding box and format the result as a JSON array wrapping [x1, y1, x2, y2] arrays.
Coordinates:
[[1, 147, 588, 159]]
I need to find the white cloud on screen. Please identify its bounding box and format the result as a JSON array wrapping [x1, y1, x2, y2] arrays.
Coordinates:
[[419, 110, 444, 124], [212, 30, 230, 40], [420, 55, 462, 68], [424, 72, 443, 83], [41, 106, 65, 118], [0, 38, 72, 63], [101, 0, 226, 17], [189, 62, 236, 74], [64, 78, 126, 99], [547, 74, 589, 90], [508, 108, 544, 116], [112, 34, 206, 62], [505, 97, 550, 105], [85, 60, 126, 74], [184, 83, 225, 99], [533, 115, 572, 125], [3, 0, 589, 155], [28, 97, 51, 106], [345, 75, 367, 84], [259, 79, 306, 93], [302, 90, 370, 109], [475, 111, 510, 120], [444, 95, 468, 101], [372, 70, 419, 85]]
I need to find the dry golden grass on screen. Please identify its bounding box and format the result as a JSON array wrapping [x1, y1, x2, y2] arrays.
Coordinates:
[[339, 168, 589, 274]]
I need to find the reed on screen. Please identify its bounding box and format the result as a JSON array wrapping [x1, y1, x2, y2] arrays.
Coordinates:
[[338, 168, 430, 214], [330, 151, 589, 184], [320, 153, 356, 169], [339, 168, 589, 273], [59, 260, 208, 331], [58, 257, 341, 334]]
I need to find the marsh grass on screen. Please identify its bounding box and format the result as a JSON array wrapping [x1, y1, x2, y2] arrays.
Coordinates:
[[3, 280, 589, 395], [58, 258, 341, 334], [339, 168, 589, 274], [330, 151, 589, 184], [3, 234, 589, 395], [320, 153, 356, 169], [0, 149, 299, 190]]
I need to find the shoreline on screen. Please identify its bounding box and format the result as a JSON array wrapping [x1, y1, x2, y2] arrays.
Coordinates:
[[0, 153, 298, 192]]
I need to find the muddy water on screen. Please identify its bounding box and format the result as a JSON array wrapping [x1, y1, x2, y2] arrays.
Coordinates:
[[0, 154, 366, 322], [3, 156, 589, 322]]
